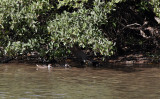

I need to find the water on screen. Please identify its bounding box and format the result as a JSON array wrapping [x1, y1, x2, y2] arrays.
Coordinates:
[[0, 63, 160, 99]]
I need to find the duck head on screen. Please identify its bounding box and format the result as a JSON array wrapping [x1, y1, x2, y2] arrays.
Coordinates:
[[48, 64, 52, 68]]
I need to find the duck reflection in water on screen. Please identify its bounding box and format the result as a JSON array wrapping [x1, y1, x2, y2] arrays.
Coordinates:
[[36, 64, 52, 70]]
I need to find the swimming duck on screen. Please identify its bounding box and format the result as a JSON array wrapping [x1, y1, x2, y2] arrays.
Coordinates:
[[36, 64, 52, 69], [64, 63, 71, 68]]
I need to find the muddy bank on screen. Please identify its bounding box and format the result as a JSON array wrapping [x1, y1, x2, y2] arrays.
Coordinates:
[[108, 53, 160, 65], [0, 52, 160, 68]]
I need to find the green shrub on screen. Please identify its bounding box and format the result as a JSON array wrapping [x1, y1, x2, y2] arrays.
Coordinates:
[[150, 0, 160, 18], [0, 0, 143, 61]]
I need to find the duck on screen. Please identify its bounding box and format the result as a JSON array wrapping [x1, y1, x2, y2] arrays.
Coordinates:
[[64, 63, 71, 68], [36, 64, 52, 69]]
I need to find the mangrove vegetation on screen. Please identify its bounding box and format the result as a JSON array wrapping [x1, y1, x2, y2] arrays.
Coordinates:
[[0, 0, 160, 65]]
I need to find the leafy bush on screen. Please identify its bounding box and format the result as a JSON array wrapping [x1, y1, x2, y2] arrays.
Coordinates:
[[0, 0, 52, 56], [1, 0, 159, 62], [47, 0, 115, 56], [150, 0, 160, 18]]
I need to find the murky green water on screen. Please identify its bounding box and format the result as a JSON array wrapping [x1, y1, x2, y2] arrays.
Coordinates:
[[0, 63, 160, 99]]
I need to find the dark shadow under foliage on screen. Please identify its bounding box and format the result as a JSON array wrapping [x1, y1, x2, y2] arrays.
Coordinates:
[[103, 0, 160, 56]]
